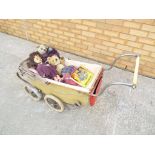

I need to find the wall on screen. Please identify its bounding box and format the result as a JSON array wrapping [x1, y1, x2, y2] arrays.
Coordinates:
[[0, 19, 155, 78]]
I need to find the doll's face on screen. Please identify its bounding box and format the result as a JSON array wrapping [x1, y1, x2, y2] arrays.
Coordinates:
[[47, 55, 60, 66], [34, 55, 42, 64]]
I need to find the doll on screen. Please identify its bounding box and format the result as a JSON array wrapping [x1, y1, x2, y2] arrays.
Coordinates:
[[47, 54, 79, 86], [47, 53, 77, 76], [42, 47, 60, 62], [47, 53, 65, 75], [27, 52, 62, 81]]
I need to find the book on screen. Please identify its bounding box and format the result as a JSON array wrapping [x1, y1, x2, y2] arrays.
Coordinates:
[[71, 66, 94, 87]]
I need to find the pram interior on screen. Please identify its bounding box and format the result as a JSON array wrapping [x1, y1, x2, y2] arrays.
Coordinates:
[[27, 58, 103, 93]]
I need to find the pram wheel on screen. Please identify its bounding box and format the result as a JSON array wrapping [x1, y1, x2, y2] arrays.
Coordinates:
[[44, 95, 64, 112], [24, 85, 43, 101]]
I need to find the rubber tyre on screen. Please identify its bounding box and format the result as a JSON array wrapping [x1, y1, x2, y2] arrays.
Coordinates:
[[24, 85, 43, 101]]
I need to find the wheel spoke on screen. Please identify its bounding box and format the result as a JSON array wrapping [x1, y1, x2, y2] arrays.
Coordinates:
[[47, 98, 61, 110], [44, 95, 64, 112]]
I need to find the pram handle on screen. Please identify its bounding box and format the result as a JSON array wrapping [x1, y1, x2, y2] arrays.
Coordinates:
[[99, 52, 140, 96]]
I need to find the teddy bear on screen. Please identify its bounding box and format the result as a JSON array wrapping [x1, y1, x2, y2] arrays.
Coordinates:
[[36, 44, 48, 53]]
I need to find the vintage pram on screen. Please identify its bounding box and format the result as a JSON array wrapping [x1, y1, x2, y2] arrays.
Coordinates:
[[17, 49, 140, 112]]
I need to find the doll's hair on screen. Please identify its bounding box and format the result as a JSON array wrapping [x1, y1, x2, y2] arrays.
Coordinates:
[[27, 52, 44, 68], [47, 48, 60, 58]]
